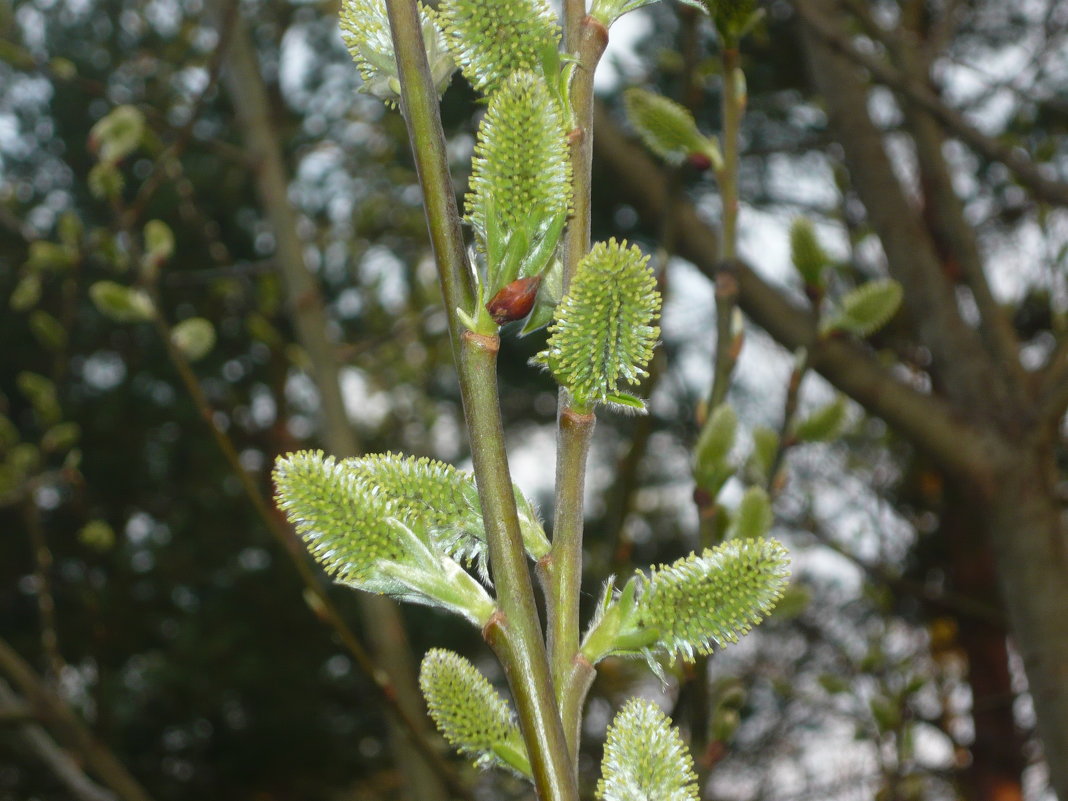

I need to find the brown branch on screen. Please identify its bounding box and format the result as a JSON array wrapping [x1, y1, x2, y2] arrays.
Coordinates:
[[794, 0, 1068, 208], [592, 101, 999, 488], [796, 0, 1013, 420], [0, 679, 117, 801], [0, 639, 155, 801]]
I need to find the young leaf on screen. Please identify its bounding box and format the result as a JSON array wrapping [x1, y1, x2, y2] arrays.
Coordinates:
[[589, 0, 659, 28], [789, 217, 829, 290], [533, 239, 661, 412], [438, 0, 559, 96], [727, 485, 772, 540], [339, 0, 455, 105], [419, 649, 531, 777], [793, 395, 849, 443], [596, 698, 698, 801], [623, 88, 721, 170], [824, 279, 903, 337]]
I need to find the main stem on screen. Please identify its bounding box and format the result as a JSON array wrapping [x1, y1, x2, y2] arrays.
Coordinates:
[[385, 1, 576, 798], [462, 333, 578, 801]]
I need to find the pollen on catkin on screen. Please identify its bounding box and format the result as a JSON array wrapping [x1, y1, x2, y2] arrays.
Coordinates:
[[437, 0, 559, 95], [534, 239, 661, 409], [635, 538, 790, 662], [465, 71, 571, 241], [273, 450, 410, 582], [419, 649, 529, 772], [596, 698, 698, 801]]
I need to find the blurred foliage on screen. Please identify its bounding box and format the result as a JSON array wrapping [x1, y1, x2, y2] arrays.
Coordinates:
[[1, 0, 1064, 799]]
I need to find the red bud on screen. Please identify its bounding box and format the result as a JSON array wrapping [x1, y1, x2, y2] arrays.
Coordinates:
[[688, 152, 712, 171], [486, 275, 542, 325]]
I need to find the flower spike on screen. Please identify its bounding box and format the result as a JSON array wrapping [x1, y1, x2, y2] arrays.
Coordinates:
[[596, 698, 698, 801], [437, 0, 560, 96], [339, 0, 455, 106], [420, 649, 531, 777], [534, 239, 661, 413]]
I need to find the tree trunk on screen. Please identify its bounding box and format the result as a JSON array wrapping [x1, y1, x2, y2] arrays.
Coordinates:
[[982, 450, 1068, 797]]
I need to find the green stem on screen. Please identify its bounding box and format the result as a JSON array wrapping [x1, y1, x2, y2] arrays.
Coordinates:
[[462, 333, 578, 801], [718, 46, 741, 263], [541, 12, 607, 765], [562, 16, 608, 289], [385, 0, 474, 347], [385, 2, 576, 797], [542, 407, 595, 757]]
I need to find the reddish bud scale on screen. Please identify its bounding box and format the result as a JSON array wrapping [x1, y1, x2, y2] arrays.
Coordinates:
[[486, 275, 542, 325], [688, 152, 712, 171]]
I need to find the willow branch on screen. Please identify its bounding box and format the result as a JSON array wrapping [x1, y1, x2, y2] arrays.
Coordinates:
[[385, 1, 577, 797], [0, 679, 117, 801]]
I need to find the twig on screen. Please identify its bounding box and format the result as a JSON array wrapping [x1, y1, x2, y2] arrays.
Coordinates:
[[793, 0, 1068, 208], [0, 639, 156, 801]]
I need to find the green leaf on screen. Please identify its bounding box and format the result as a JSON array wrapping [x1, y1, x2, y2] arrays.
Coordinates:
[[465, 71, 571, 284], [339, 0, 455, 105], [589, 0, 660, 28], [596, 698, 698, 801], [693, 403, 736, 493], [419, 649, 531, 777], [728, 486, 772, 540], [89, 281, 155, 323], [533, 239, 661, 412], [438, 0, 560, 95], [29, 311, 67, 352], [10, 274, 42, 311], [170, 317, 216, 362], [824, 279, 903, 337], [789, 217, 829, 289], [605, 392, 648, 413], [623, 88, 720, 169], [89, 105, 144, 164], [793, 395, 849, 443]]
